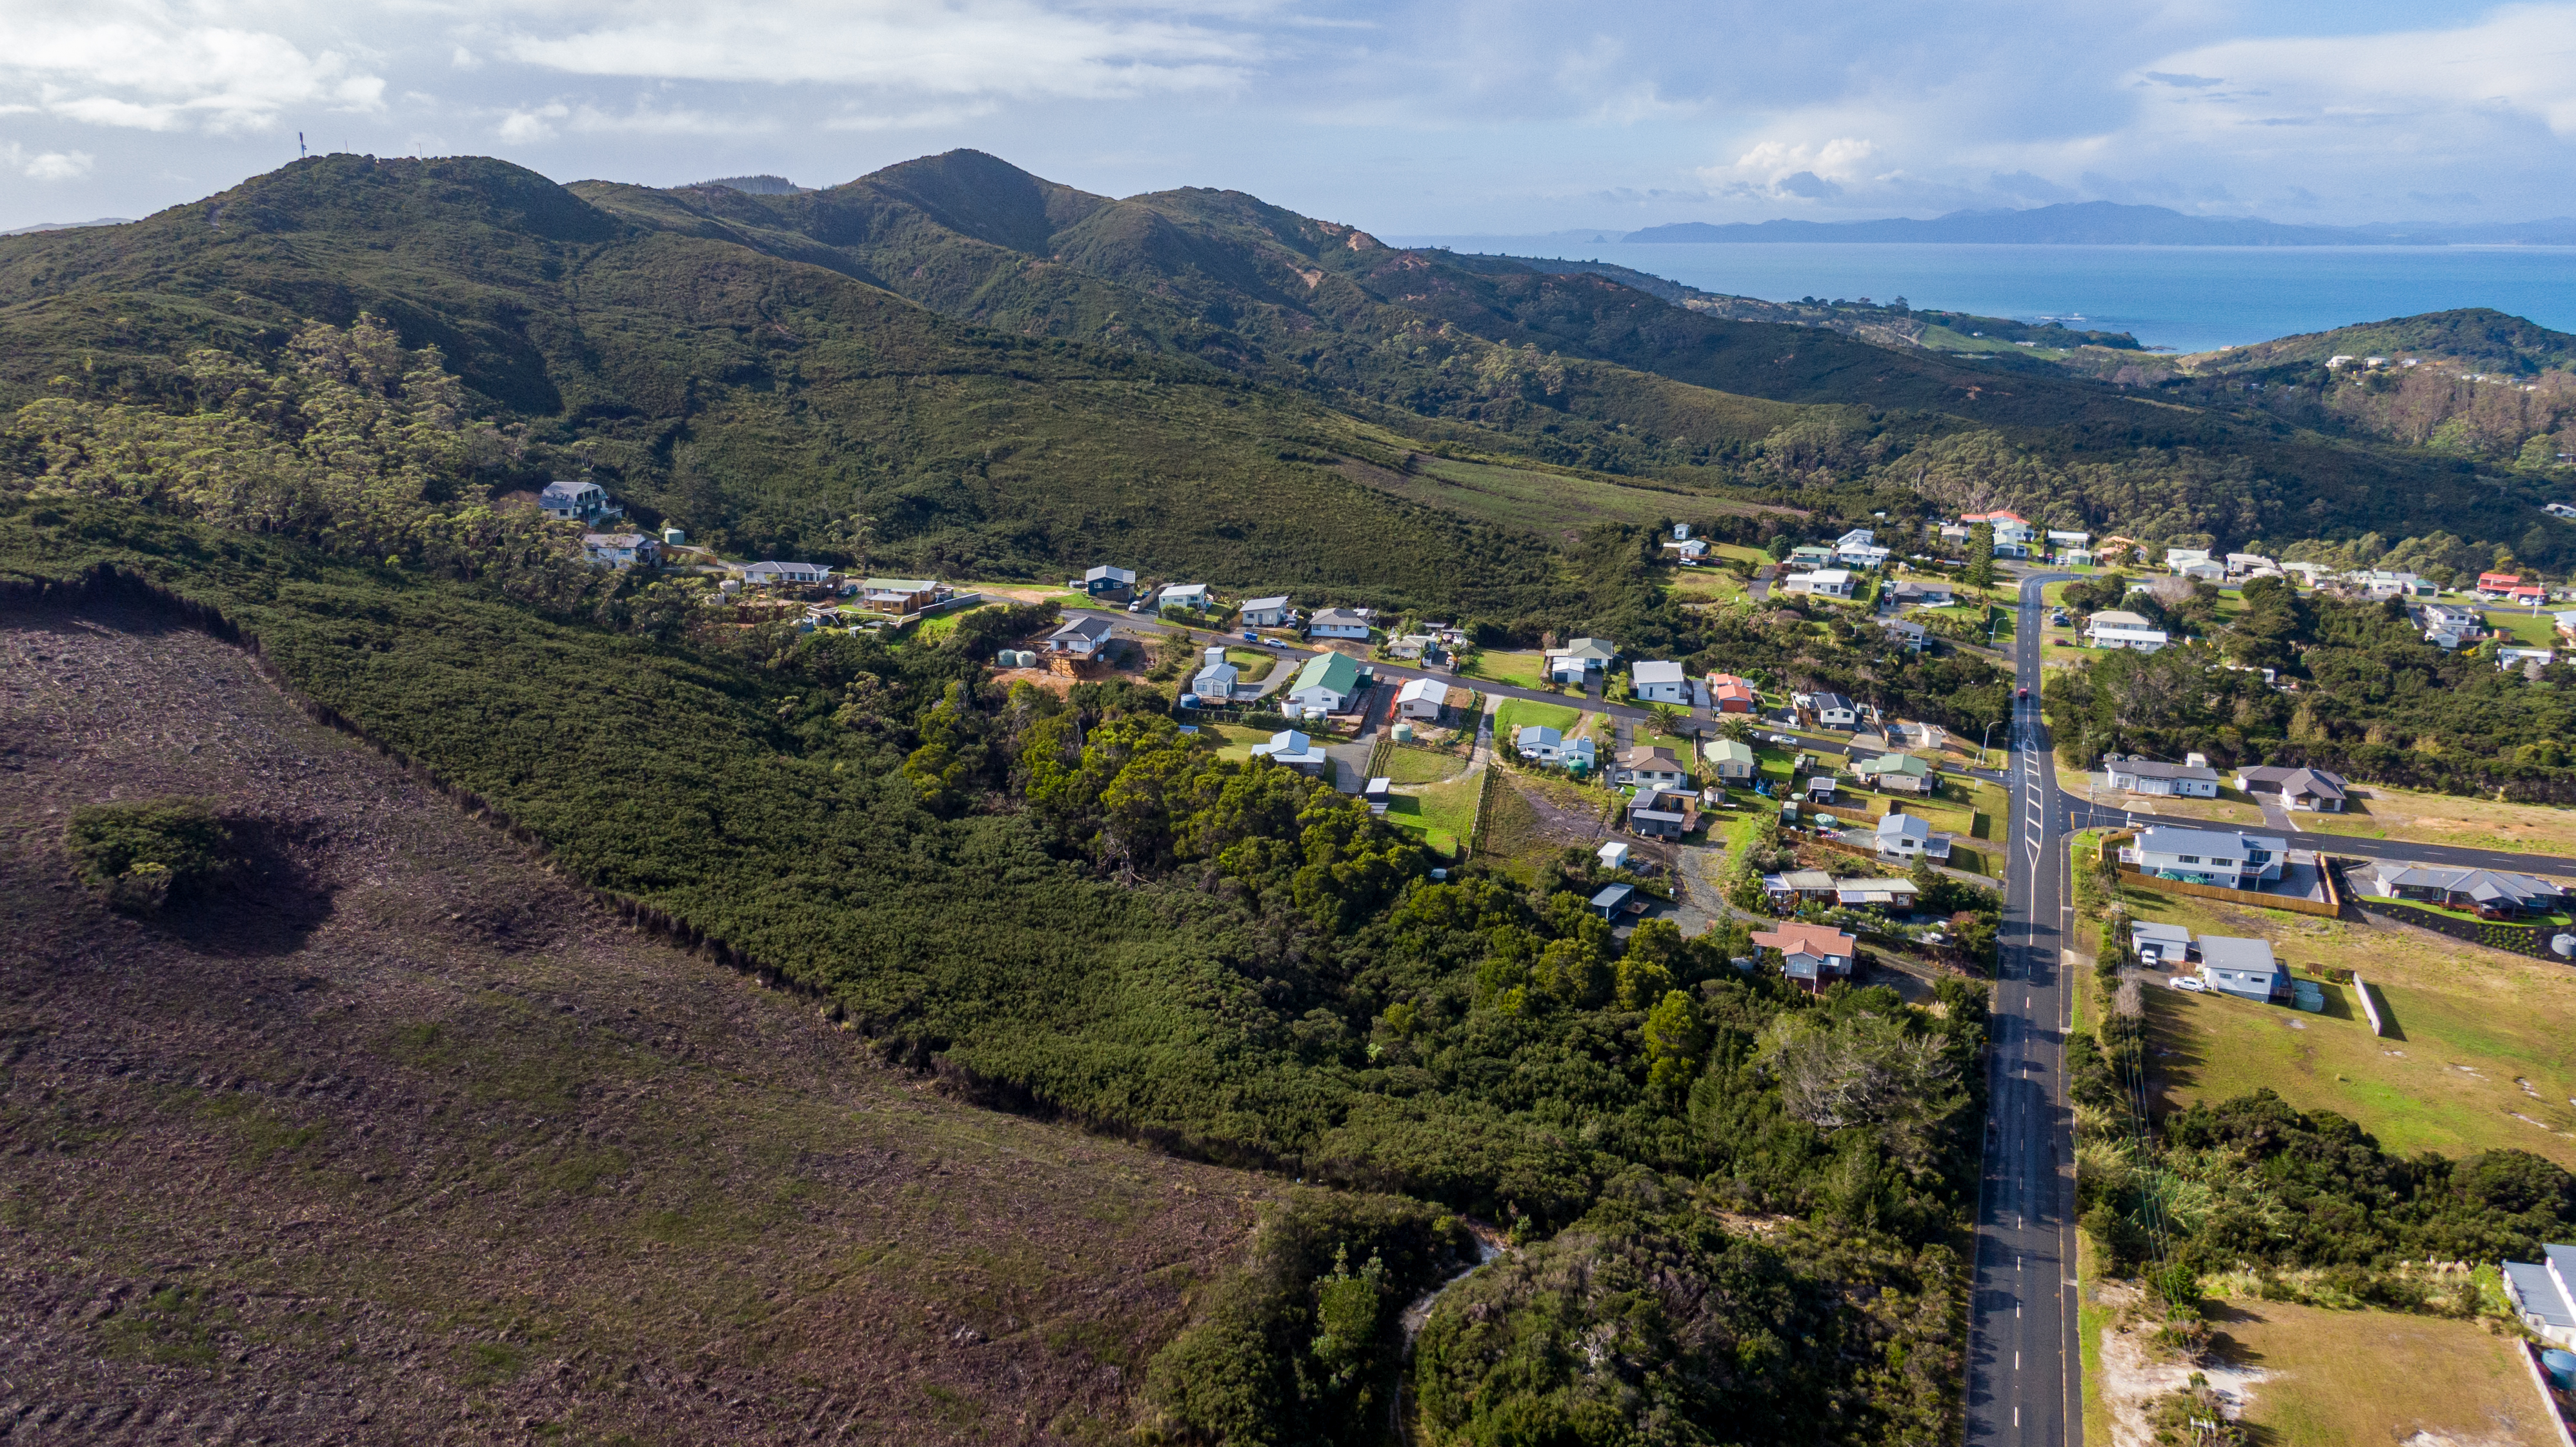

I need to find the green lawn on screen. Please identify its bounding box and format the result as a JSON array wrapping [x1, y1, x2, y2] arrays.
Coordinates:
[[2211, 1298, 2538, 1446], [1460, 650, 1549, 690], [1380, 747, 1469, 785], [1203, 723, 1279, 760], [1669, 569, 1751, 606], [1385, 773, 1484, 858], [2482, 609, 2559, 647], [1494, 698, 1582, 737], [2126, 882, 2576, 1170]]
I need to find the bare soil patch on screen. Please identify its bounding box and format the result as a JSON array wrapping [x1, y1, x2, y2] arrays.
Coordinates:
[[0, 600, 1268, 1444]]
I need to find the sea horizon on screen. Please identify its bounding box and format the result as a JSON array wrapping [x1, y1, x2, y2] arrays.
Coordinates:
[[1383, 238, 2576, 354]]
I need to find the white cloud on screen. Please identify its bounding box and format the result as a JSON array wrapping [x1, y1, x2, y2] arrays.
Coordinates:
[[3, 141, 98, 179], [494, 0, 1253, 101], [2135, 5, 2576, 138], [495, 101, 567, 143], [1702, 136, 1878, 200], [826, 102, 1001, 132], [0, 2, 385, 134]]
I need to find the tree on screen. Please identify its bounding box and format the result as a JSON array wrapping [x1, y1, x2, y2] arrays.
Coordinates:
[[1964, 524, 1997, 591], [1644, 701, 1685, 738]]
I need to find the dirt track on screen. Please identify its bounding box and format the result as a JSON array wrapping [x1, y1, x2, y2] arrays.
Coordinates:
[[0, 599, 1267, 1444]]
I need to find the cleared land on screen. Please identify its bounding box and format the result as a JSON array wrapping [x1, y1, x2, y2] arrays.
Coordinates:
[[1380, 746, 1471, 785], [1493, 698, 1582, 738], [2299, 784, 2576, 856], [1384, 774, 1480, 858], [1478, 771, 1616, 881], [2128, 882, 2576, 1169], [1667, 569, 1751, 606], [0, 601, 1265, 1444], [1458, 649, 1547, 690], [2206, 1298, 2551, 1446]]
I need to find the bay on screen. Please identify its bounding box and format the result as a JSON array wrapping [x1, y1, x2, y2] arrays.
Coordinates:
[[1384, 239, 2576, 355]]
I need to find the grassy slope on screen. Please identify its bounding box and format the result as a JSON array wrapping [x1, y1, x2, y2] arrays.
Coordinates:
[[0, 594, 1263, 1442], [2211, 1299, 2542, 1446]]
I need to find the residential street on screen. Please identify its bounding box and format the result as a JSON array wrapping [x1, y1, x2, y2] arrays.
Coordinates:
[[2056, 791, 2576, 876], [1968, 573, 2080, 1447]]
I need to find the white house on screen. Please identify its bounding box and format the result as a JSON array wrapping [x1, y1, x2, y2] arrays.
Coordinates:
[[2130, 920, 2193, 966], [2501, 647, 2557, 671], [1516, 726, 1597, 769], [1597, 840, 1632, 871], [2103, 756, 2220, 797], [1544, 637, 1618, 683], [581, 532, 659, 569], [1240, 596, 1296, 628], [1961, 510, 2034, 547], [1309, 607, 1373, 640], [2164, 548, 2211, 572], [743, 560, 832, 586], [1158, 583, 1212, 611], [1782, 568, 1855, 598], [1702, 737, 1756, 780], [1248, 729, 1329, 773], [2235, 765, 2347, 812], [2046, 529, 2091, 548], [539, 479, 619, 523], [1630, 660, 1690, 703], [1833, 529, 1890, 569], [2086, 623, 2170, 653], [1803, 692, 1860, 729], [2124, 825, 2287, 887], [2197, 936, 2284, 1002], [2501, 1244, 2576, 1348], [1751, 922, 1858, 992], [1613, 746, 1690, 791], [1875, 811, 1951, 862], [1395, 676, 1468, 721], [1043, 614, 1118, 660], [1285, 651, 1362, 716], [1889, 580, 1955, 608], [2224, 552, 2277, 577], [1190, 647, 1239, 702]]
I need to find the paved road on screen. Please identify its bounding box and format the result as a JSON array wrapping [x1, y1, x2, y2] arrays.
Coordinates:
[[1967, 574, 2080, 1447], [2056, 792, 2576, 877]]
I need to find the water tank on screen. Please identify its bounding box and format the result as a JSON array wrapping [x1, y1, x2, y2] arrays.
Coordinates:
[[1205, 645, 1227, 667], [663, 526, 687, 546], [1391, 722, 1414, 742], [2554, 934, 2576, 958], [1179, 693, 1200, 709], [2544, 1348, 2576, 1390], [718, 579, 741, 595]]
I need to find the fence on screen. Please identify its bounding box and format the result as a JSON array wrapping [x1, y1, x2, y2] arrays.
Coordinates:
[[2347, 896, 2555, 958], [2099, 831, 2344, 918], [2353, 975, 2390, 1037]]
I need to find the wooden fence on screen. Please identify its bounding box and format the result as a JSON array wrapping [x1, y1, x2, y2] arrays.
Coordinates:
[[2098, 831, 2344, 918]]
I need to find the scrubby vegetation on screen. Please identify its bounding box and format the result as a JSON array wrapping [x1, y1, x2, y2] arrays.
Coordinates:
[[63, 798, 234, 913]]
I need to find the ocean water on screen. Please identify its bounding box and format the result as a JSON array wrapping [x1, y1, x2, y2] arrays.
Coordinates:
[[1385, 239, 2576, 354]]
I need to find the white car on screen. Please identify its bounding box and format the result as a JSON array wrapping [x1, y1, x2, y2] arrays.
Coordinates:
[[2166, 975, 2209, 993]]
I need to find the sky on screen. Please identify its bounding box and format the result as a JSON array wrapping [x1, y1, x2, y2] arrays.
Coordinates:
[[4, 0, 2574, 234]]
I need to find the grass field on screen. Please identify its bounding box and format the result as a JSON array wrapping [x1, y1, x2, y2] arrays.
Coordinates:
[[2206, 1298, 2546, 1446], [1494, 698, 1582, 738], [1384, 774, 1480, 858], [2128, 882, 2576, 1169], [1667, 568, 1751, 606], [2298, 784, 2576, 856], [1478, 771, 1615, 880], [2116, 787, 2273, 828], [911, 603, 1003, 642], [2482, 609, 2560, 648], [1334, 454, 1740, 536], [1204, 722, 1280, 760], [1380, 746, 1471, 785], [1460, 649, 1548, 690], [2076, 1237, 2112, 1447]]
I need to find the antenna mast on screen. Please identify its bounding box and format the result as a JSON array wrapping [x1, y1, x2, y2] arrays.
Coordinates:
[[299, 131, 307, 158]]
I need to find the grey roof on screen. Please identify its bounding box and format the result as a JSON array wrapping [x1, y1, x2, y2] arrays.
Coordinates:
[[2131, 920, 2192, 945], [2505, 1261, 2575, 1328], [1049, 614, 1117, 642], [1084, 565, 1136, 585], [2372, 864, 2565, 907], [1878, 812, 1931, 840], [1310, 607, 1371, 626], [539, 479, 600, 501], [2109, 758, 2220, 783], [1242, 594, 1292, 612], [1812, 692, 1855, 713], [2137, 825, 2285, 857], [1766, 869, 1838, 891], [1633, 660, 1685, 685], [2196, 936, 2279, 975], [2238, 764, 2347, 800], [1591, 884, 1636, 909]]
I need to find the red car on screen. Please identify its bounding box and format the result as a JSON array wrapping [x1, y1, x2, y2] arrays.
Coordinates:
[[2018, 687, 2030, 700]]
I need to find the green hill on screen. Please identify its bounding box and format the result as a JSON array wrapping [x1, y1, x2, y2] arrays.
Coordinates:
[[2184, 307, 2576, 376]]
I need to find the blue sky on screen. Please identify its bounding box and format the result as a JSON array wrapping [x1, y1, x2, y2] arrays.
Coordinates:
[[4, 0, 2573, 233]]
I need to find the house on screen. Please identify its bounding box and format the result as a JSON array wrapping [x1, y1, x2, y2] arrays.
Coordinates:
[[1285, 651, 1363, 716], [2086, 609, 2158, 631], [2555, 611, 2576, 644], [2501, 647, 2558, 671], [1388, 634, 1444, 661], [1515, 726, 1597, 770], [1751, 922, 1858, 990], [1627, 785, 1695, 839], [1248, 729, 1329, 773], [1761, 869, 1840, 908], [581, 532, 659, 569], [1787, 544, 1836, 571], [2506, 585, 2547, 608], [2130, 920, 2193, 966], [1960, 510, 2034, 547], [1631, 660, 1690, 703], [1158, 583, 1213, 611], [1804, 693, 1860, 729], [2224, 552, 2277, 578], [1672, 538, 1709, 563], [1596, 840, 1632, 871], [2478, 571, 2524, 595], [2047, 529, 2091, 549], [1889, 580, 1955, 608], [1835, 878, 1920, 911], [539, 479, 619, 523], [1782, 568, 1855, 598], [1080, 565, 1137, 598], [1043, 614, 1118, 661], [1702, 737, 1757, 781], [2124, 825, 2286, 887], [2413, 602, 2487, 649], [2174, 560, 2226, 583], [2197, 936, 2285, 1002], [2104, 756, 2220, 798], [1852, 752, 1934, 794], [1240, 596, 1296, 628], [1544, 637, 1618, 682], [1834, 530, 1889, 568], [2164, 548, 2212, 573], [2061, 548, 2096, 568], [1875, 811, 1951, 862], [1309, 607, 1373, 640], [742, 560, 833, 587], [1613, 746, 1690, 791], [2501, 1244, 2576, 1348], [2360, 864, 2568, 919], [1589, 883, 1638, 920], [1191, 647, 1240, 702], [2235, 765, 2347, 812], [860, 577, 947, 614], [1395, 676, 1468, 721], [1705, 673, 1758, 713], [2088, 623, 2170, 653]]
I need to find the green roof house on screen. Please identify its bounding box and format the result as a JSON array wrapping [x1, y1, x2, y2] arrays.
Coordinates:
[[1852, 752, 1934, 794], [1285, 651, 1362, 717], [1703, 737, 1758, 780]]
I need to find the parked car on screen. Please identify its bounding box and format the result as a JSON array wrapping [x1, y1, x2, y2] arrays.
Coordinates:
[[1242, 631, 1260, 643], [2167, 975, 2208, 993]]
